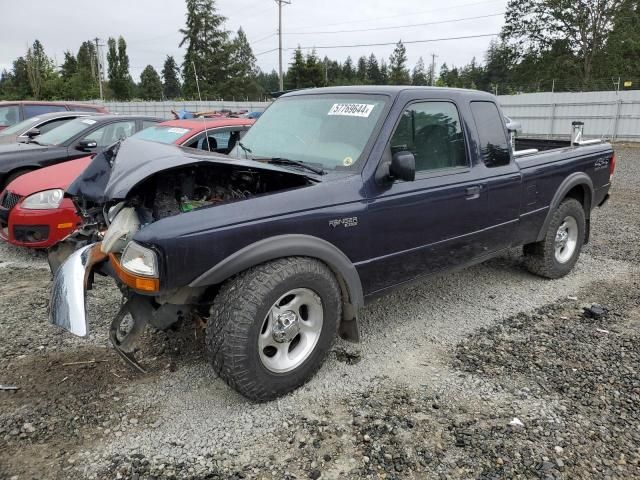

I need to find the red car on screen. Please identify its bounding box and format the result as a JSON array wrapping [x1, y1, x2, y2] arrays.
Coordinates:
[[0, 118, 254, 248]]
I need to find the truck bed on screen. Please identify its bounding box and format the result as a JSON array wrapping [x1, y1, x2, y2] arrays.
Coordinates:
[[515, 137, 572, 152]]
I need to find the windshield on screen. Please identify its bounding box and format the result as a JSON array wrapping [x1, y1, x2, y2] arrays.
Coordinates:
[[132, 125, 192, 144], [0, 117, 40, 135], [36, 117, 98, 145], [230, 94, 387, 170]]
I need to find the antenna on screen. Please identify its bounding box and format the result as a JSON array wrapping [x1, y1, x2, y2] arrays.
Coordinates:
[[192, 61, 212, 150]]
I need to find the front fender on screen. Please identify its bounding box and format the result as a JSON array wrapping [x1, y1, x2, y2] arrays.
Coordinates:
[[189, 234, 364, 340]]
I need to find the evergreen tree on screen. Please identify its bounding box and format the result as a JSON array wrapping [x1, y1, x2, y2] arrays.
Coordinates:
[[180, 0, 230, 99], [379, 59, 389, 85], [223, 27, 261, 99], [256, 69, 280, 95], [324, 57, 342, 86], [285, 47, 306, 89], [25, 40, 55, 99], [366, 54, 382, 84], [139, 65, 163, 100], [0, 58, 30, 99], [60, 52, 77, 81], [342, 56, 355, 84], [412, 57, 429, 85], [107, 36, 132, 100], [356, 56, 368, 83], [162, 55, 182, 99], [305, 50, 324, 87], [389, 40, 411, 85]]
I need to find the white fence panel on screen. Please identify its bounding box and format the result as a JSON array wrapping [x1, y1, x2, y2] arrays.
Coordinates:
[[498, 90, 640, 141]]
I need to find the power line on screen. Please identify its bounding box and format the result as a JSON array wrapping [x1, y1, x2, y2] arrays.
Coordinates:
[[255, 47, 280, 57], [294, 0, 504, 29], [291, 33, 499, 51], [250, 32, 277, 44], [286, 12, 505, 35]]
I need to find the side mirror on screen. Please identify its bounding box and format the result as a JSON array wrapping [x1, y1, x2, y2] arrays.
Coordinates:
[[76, 139, 98, 151], [389, 151, 416, 182], [25, 128, 40, 139]]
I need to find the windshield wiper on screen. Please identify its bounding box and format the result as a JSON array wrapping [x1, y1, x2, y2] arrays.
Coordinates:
[[266, 158, 325, 175], [237, 141, 252, 154]]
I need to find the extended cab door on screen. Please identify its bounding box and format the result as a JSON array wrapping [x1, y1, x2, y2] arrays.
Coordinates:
[[360, 99, 488, 294], [468, 101, 522, 252]]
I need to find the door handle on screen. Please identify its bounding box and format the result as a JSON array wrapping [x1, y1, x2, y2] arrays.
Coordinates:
[[465, 185, 481, 200]]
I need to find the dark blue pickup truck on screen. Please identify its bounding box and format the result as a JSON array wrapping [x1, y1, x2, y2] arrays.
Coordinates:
[[49, 86, 615, 401]]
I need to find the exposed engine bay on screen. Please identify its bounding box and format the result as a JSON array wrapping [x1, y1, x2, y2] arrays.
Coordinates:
[[128, 162, 313, 221]]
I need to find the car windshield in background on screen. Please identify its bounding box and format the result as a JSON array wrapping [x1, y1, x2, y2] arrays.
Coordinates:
[[0, 117, 38, 135], [132, 125, 192, 144], [230, 94, 387, 170], [35, 117, 97, 145]]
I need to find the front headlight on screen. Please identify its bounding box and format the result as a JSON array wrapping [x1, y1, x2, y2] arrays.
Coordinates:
[[120, 241, 158, 277], [21, 189, 64, 209]]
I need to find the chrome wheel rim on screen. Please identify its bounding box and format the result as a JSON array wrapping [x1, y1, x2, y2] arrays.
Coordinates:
[[554, 216, 578, 263], [258, 288, 323, 373]]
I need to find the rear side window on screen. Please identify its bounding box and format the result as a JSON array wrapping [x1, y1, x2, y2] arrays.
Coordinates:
[[470, 101, 510, 167], [0, 105, 20, 126], [24, 104, 67, 118], [390, 101, 467, 172], [38, 117, 75, 134]]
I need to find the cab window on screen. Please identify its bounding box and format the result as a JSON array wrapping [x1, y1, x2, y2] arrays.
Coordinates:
[[470, 101, 510, 167], [390, 101, 467, 172]]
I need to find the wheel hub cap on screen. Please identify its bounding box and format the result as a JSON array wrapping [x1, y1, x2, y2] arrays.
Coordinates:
[[272, 310, 300, 343], [258, 288, 324, 373], [554, 216, 578, 264]]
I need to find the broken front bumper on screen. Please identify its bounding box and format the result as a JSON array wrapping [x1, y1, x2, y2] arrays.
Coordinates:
[[49, 243, 105, 337]]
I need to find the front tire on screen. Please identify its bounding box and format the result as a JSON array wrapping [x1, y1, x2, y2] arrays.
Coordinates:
[[206, 257, 341, 401], [524, 198, 586, 279]]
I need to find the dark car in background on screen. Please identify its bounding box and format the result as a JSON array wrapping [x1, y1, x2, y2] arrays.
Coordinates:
[[0, 111, 102, 145], [0, 101, 108, 131], [0, 115, 161, 189]]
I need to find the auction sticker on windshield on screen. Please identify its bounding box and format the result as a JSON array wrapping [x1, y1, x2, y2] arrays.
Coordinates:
[[168, 128, 189, 134], [328, 103, 375, 117]]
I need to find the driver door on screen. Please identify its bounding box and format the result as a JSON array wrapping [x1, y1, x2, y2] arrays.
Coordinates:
[[360, 100, 488, 294]]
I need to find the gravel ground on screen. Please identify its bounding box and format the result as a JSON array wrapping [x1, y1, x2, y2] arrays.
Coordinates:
[[0, 146, 639, 480]]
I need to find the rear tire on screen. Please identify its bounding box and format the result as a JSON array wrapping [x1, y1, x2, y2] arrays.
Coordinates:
[[206, 257, 341, 401], [524, 198, 585, 279]]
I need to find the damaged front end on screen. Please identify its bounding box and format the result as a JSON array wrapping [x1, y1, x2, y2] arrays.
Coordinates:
[[48, 138, 315, 371]]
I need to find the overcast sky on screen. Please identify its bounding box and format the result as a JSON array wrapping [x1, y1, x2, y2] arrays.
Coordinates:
[[0, 0, 507, 82]]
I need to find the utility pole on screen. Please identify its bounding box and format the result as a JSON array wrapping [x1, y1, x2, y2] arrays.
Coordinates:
[[93, 37, 104, 101], [275, 0, 291, 91], [430, 53, 438, 86]]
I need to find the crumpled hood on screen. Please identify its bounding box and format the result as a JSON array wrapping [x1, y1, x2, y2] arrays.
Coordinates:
[[67, 137, 313, 203]]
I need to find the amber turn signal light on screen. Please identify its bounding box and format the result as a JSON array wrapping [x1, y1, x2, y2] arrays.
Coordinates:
[[109, 253, 159, 292]]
